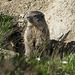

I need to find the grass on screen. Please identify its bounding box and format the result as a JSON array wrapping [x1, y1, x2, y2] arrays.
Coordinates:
[[0, 14, 15, 49], [0, 14, 75, 75], [3, 53, 75, 75], [62, 54, 75, 74]]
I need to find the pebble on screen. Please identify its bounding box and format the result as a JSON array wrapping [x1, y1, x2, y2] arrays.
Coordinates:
[[36, 58, 40, 61], [62, 61, 68, 64], [20, 14, 25, 18], [18, 19, 24, 23]]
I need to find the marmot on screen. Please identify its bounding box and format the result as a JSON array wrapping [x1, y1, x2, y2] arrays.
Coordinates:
[[24, 11, 50, 57]]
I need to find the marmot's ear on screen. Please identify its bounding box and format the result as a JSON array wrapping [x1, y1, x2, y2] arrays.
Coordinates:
[[40, 13, 44, 17]]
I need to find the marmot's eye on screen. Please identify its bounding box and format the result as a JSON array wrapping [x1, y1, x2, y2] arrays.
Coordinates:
[[33, 15, 38, 18], [41, 15, 44, 18]]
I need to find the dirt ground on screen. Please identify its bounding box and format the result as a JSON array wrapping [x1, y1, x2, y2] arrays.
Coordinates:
[[0, 0, 51, 16], [0, 0, 54, 29]]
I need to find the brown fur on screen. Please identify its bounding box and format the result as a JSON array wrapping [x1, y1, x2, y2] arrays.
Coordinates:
[[24, 11, 50, 57]]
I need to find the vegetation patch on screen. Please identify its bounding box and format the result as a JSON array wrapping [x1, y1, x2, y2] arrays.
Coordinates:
[[0, 14, 75, 75], [0, 14, 15, 48]]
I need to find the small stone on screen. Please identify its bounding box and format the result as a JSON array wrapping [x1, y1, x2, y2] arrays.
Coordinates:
[[20, 14, 25, 18], [18, 19, 24, 23], [48, 0, 50, 2], [18, 23, 24, 27], [62, 61, 68, 64], [36, 58, 40, 61], [8, 0, 12, 1]]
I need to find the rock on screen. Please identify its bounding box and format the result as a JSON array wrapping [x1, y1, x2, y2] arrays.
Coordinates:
[[0, 48, 19, 75], [45, 0, 75, 42], [18, 19, 24, 23], [0, 48, 18, 60], [20, 14, 25, 18], [0, 0, 75, 42], [8, 0, 12, 1]]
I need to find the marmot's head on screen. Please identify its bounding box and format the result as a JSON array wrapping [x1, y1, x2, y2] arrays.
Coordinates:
[[27, 11, 46, 26]]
